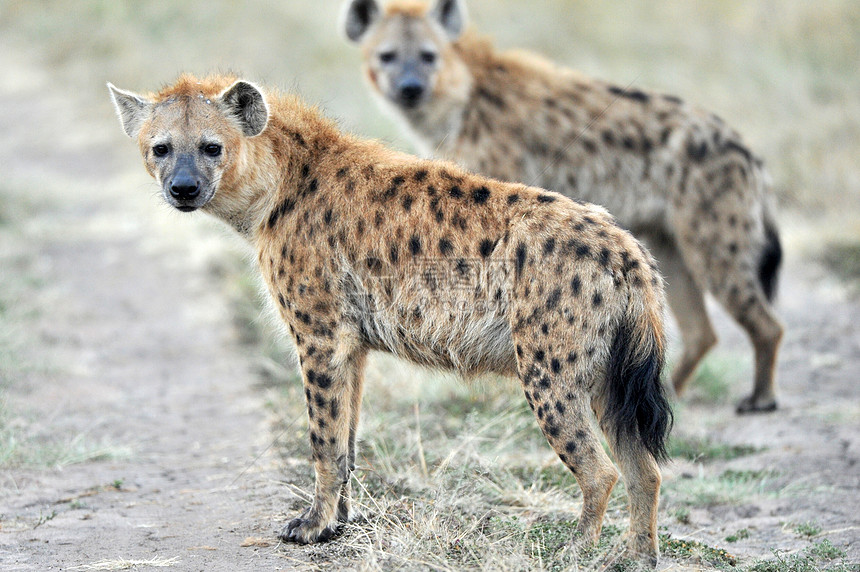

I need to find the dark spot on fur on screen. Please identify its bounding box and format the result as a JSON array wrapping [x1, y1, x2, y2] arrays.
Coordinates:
[[315, 373, 332, 389], [592, 292, 603, 307], [472, 186, 491, 204], [543, 238, 556, 255], [476, 87, 506, 109], [571, 275, 582, 296], [546, 288, 562, 310], [550, 358, 561, 374], [402, 195, 414, 212], [537, 194, 556, 203], [438, 237, 453, 255], [413, 169, 428, 182], [724, 140, 754, 163], [449, 185, 463, 199], [515, 243, 528, 278], [409, 235, 422, 256], [687, 140, 708, 162], [599, 247, 611, 267], [479, 238, 495, 258], [609, 85, 650, 103], [535, 349, 546, 362], [336, 166, 349, 178], [507, 193, 520, 205]]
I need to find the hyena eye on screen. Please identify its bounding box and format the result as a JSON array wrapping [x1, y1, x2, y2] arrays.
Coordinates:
[[202, 143, 222, 157], [420, 51, 437, 64], [152, 144, 169, 157], [378, 51, 397, 64]]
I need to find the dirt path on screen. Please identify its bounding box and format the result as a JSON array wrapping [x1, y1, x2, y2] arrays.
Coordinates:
[[0, 73, 293, 569]]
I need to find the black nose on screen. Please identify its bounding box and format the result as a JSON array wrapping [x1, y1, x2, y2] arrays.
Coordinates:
[[170, 173, 200, 200], [399, 83, 424, 105]]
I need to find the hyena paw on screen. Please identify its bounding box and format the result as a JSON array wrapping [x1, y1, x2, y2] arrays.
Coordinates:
[[735, 394, 778, 414], [620, 533, 658, 569], [279, 511, 339, 544]]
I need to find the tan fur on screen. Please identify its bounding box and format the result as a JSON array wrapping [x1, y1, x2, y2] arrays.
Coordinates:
[[109, 74, 671, 566], [345, 0, 784, 413]]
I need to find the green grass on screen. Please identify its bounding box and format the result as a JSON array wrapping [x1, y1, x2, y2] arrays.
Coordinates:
[[726, 527, 751, 543], [660, 533, 737, 568], [687, 355, 744, 404], [667, 434, 762, 463], [822, 240, 860, 291], [745, 539, 856, 572], [792, 520, 822, 538], [664, 468, 780, 507]]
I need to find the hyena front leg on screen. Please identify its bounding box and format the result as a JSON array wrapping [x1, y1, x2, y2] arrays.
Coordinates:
[[280, 341, 365, 544], [336, 355, 367, 524], [645, 237, 717, 396]]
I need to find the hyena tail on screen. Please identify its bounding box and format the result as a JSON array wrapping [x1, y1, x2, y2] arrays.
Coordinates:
[[604, 293, 673, 463], [758, 216, 782, 303]]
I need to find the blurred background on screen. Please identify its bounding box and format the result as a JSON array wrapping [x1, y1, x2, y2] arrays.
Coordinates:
[[1, 1, 859, 569], [2, 0, 858, 213]]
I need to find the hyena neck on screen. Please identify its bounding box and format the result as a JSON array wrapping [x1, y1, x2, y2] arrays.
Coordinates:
[[213, 96, 347, 242], [393, 93, 469, 157]]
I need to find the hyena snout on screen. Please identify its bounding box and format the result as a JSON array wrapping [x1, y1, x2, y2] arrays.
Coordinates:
[[394, 76, 426, 108], [169, 171, 200, 201], [164, 156, 209, 212]]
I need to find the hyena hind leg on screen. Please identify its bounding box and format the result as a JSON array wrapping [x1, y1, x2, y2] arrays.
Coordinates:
[[718, 285, 783, 414], [645, 237, 717, 396], [519, 361, 618, 547], [594, 398, 662, 566]]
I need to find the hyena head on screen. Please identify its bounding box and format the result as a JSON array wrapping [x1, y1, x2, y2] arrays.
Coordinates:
[[107, 76, 268, 214], [342, 0, 468, 112]]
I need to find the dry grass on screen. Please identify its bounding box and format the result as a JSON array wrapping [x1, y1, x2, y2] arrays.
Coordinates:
[[67, 557, 180, 571]]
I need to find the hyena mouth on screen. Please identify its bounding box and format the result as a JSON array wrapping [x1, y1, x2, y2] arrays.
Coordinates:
[[175, 205, 198, 213]]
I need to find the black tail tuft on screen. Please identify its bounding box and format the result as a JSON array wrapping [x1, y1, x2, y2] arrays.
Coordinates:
[[605, 317, 673, 463], [758, 220, 782, 303]]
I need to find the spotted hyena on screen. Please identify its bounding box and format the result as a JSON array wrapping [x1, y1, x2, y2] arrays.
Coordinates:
[[343, 0, 784, 413], [108, 74, 673, 565]]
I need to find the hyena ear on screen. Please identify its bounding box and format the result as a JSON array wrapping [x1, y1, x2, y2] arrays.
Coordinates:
[[341, 0, 381, 43], [107, 83, 152, 138], [430, 0, 467, 40], [219, 80, 269, 137]]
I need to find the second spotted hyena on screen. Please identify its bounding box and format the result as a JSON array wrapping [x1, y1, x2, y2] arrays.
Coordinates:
[[343, 0, 784, 413], [109, 74, 672, 565]]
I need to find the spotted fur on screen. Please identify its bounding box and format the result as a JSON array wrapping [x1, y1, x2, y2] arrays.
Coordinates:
[[109, 74, 672, 566]]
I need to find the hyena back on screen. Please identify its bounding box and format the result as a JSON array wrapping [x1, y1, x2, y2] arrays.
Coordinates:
[[343, 0, 784, 413], [108, 74, 672, 566]]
